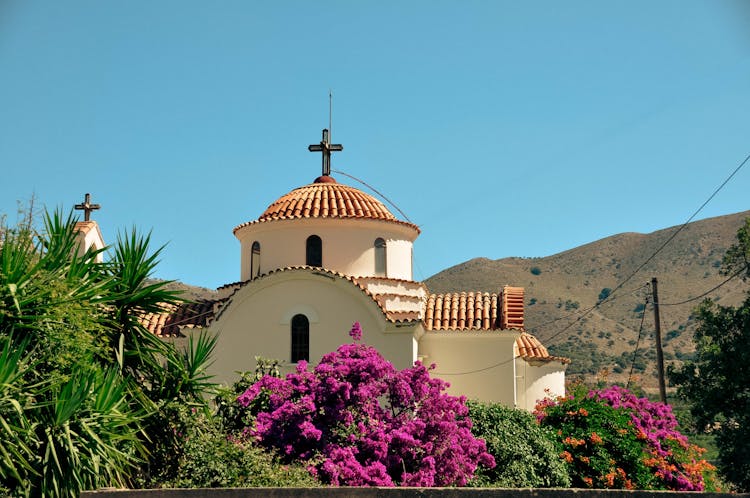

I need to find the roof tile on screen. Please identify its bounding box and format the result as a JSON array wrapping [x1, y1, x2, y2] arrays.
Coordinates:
[[139, 299, 218, 337], [142, 269, 567, 364], [233, 180, 420, 234]]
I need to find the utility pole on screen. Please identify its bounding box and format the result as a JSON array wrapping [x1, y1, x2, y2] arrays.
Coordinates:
[[652, 277, 667, 404]]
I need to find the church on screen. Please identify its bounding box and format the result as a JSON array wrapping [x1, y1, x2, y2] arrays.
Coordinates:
[[129, 129, 568, 410]]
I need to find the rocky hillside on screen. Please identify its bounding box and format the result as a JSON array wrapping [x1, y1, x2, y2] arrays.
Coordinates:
[[425, 211, 750, 390]]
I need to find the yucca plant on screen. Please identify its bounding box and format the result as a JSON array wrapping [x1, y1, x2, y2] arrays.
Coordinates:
[[33, 368, 148, 497], [0, 335, 37, 495], [135, 329, 218, 486], [158, 329, 218, 404], [104, 228, 183, 382], [1, 205, 219, 495]]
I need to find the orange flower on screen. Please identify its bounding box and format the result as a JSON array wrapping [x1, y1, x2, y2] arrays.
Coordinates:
[[583, 477, 594, 487], [560, 451, 574, 463], [604, 472, 616, 487], [579, 408, 589, 416], [589, 432, 603, 445], [563, 436, 586, 448], [579, 456, 590, 464]]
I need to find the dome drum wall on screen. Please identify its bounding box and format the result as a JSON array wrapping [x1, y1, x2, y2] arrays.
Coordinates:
[[236, 218, 417, 281]]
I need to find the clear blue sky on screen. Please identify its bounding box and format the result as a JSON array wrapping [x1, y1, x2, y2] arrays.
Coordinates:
[[1, 1, 748, 289]]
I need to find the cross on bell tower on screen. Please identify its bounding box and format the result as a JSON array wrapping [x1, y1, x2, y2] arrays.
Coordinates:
[[308, 129, 343, 177], [74, 193, 101, 221]]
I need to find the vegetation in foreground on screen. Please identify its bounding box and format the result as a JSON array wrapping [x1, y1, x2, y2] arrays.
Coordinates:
[[0, 208, 313, 496], [670, 217, 750, 492], [1, 207, 744, 494]]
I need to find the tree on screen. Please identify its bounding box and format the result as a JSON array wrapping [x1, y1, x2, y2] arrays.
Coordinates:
[[670, 217, 750, 491]]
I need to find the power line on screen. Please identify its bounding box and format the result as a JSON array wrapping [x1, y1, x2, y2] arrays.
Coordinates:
[[332, 169, 416, 225], [531, 282, 649, 333], [660, 263, 749, 306], [339, 153, 749, 378], [541, 151, 749, 348], [627, 293, 650, 390]]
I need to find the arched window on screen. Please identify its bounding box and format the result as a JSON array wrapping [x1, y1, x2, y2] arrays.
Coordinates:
[[306, 235, 322, 267], [291, 314, 309, 362], [374, 237, 387, 276], [250, 241, 261, 279]]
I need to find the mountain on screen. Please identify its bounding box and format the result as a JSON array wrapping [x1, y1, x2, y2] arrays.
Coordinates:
[[425, 211, 750, 390]]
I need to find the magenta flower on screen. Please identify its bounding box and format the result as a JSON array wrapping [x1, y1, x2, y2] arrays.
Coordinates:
[[237, 324, 494, 486], [349, 321, 363, 342]]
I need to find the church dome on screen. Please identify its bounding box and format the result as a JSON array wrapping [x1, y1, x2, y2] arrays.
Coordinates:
[[234, 176, 419, 233]]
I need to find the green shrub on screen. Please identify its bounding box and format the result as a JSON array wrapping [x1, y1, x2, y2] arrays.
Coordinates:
[[530, 267, 542, 275], [536, 386, 654, 489], [215, 357, 281, 434], [536, 384, 718, 490], [467, 401, 570, 488], [167, 412, 318, 488], [598, 288, 612, 302]]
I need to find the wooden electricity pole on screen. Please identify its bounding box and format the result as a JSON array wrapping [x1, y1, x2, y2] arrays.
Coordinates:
[[651, 277, 667, 403]]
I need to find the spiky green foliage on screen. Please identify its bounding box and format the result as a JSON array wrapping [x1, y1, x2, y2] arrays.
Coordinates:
[[0, 206, 217, 496], [33, 369, 147, 498], [136, 331, 219, 486], [0, 336, 36, 492]]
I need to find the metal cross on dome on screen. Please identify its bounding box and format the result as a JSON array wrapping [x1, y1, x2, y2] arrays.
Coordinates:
[[308, 128, 343, 177], [74, 193, 101, 221]]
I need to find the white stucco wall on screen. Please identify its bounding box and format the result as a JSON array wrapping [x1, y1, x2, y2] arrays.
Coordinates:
[[208, 270, 419, 386], [417, 331, 567, 410], [417, 332, 519, 406], [235, 218, 418, 281], [514, 359, 567, 411], [75, 222, 105, 263]]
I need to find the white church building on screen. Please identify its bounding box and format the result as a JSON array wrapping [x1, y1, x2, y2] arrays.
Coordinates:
[[133, 130, 568, 410]]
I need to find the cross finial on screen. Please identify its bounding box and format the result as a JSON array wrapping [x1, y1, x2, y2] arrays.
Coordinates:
[[74, 193, 101, 221], [308, 129, 343, 177]]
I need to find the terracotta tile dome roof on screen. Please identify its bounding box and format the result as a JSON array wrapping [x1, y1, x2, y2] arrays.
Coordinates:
[[234, 176, 420, 233]]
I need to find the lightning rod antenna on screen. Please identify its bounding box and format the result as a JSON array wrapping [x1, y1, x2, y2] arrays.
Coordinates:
[[328, 89, 333, 141]]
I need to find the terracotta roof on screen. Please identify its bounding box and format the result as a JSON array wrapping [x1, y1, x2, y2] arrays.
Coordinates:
[[233, 179, 420, 234], [423, 287, 525, 331], [516, 332, 571, 364], [74, 220, 98, 235], [140, 300, 218, 337], [216, 266, 424, 325], [142, 271, 567, 364], [216, 281, 243, 291]]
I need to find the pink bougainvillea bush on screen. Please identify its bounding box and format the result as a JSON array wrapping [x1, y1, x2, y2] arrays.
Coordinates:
[[535, 384, 718, 491], [237, 322, 495, 486]]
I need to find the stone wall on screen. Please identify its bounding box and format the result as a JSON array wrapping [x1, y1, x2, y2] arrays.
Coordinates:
[[82, 488, 749, 498]]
